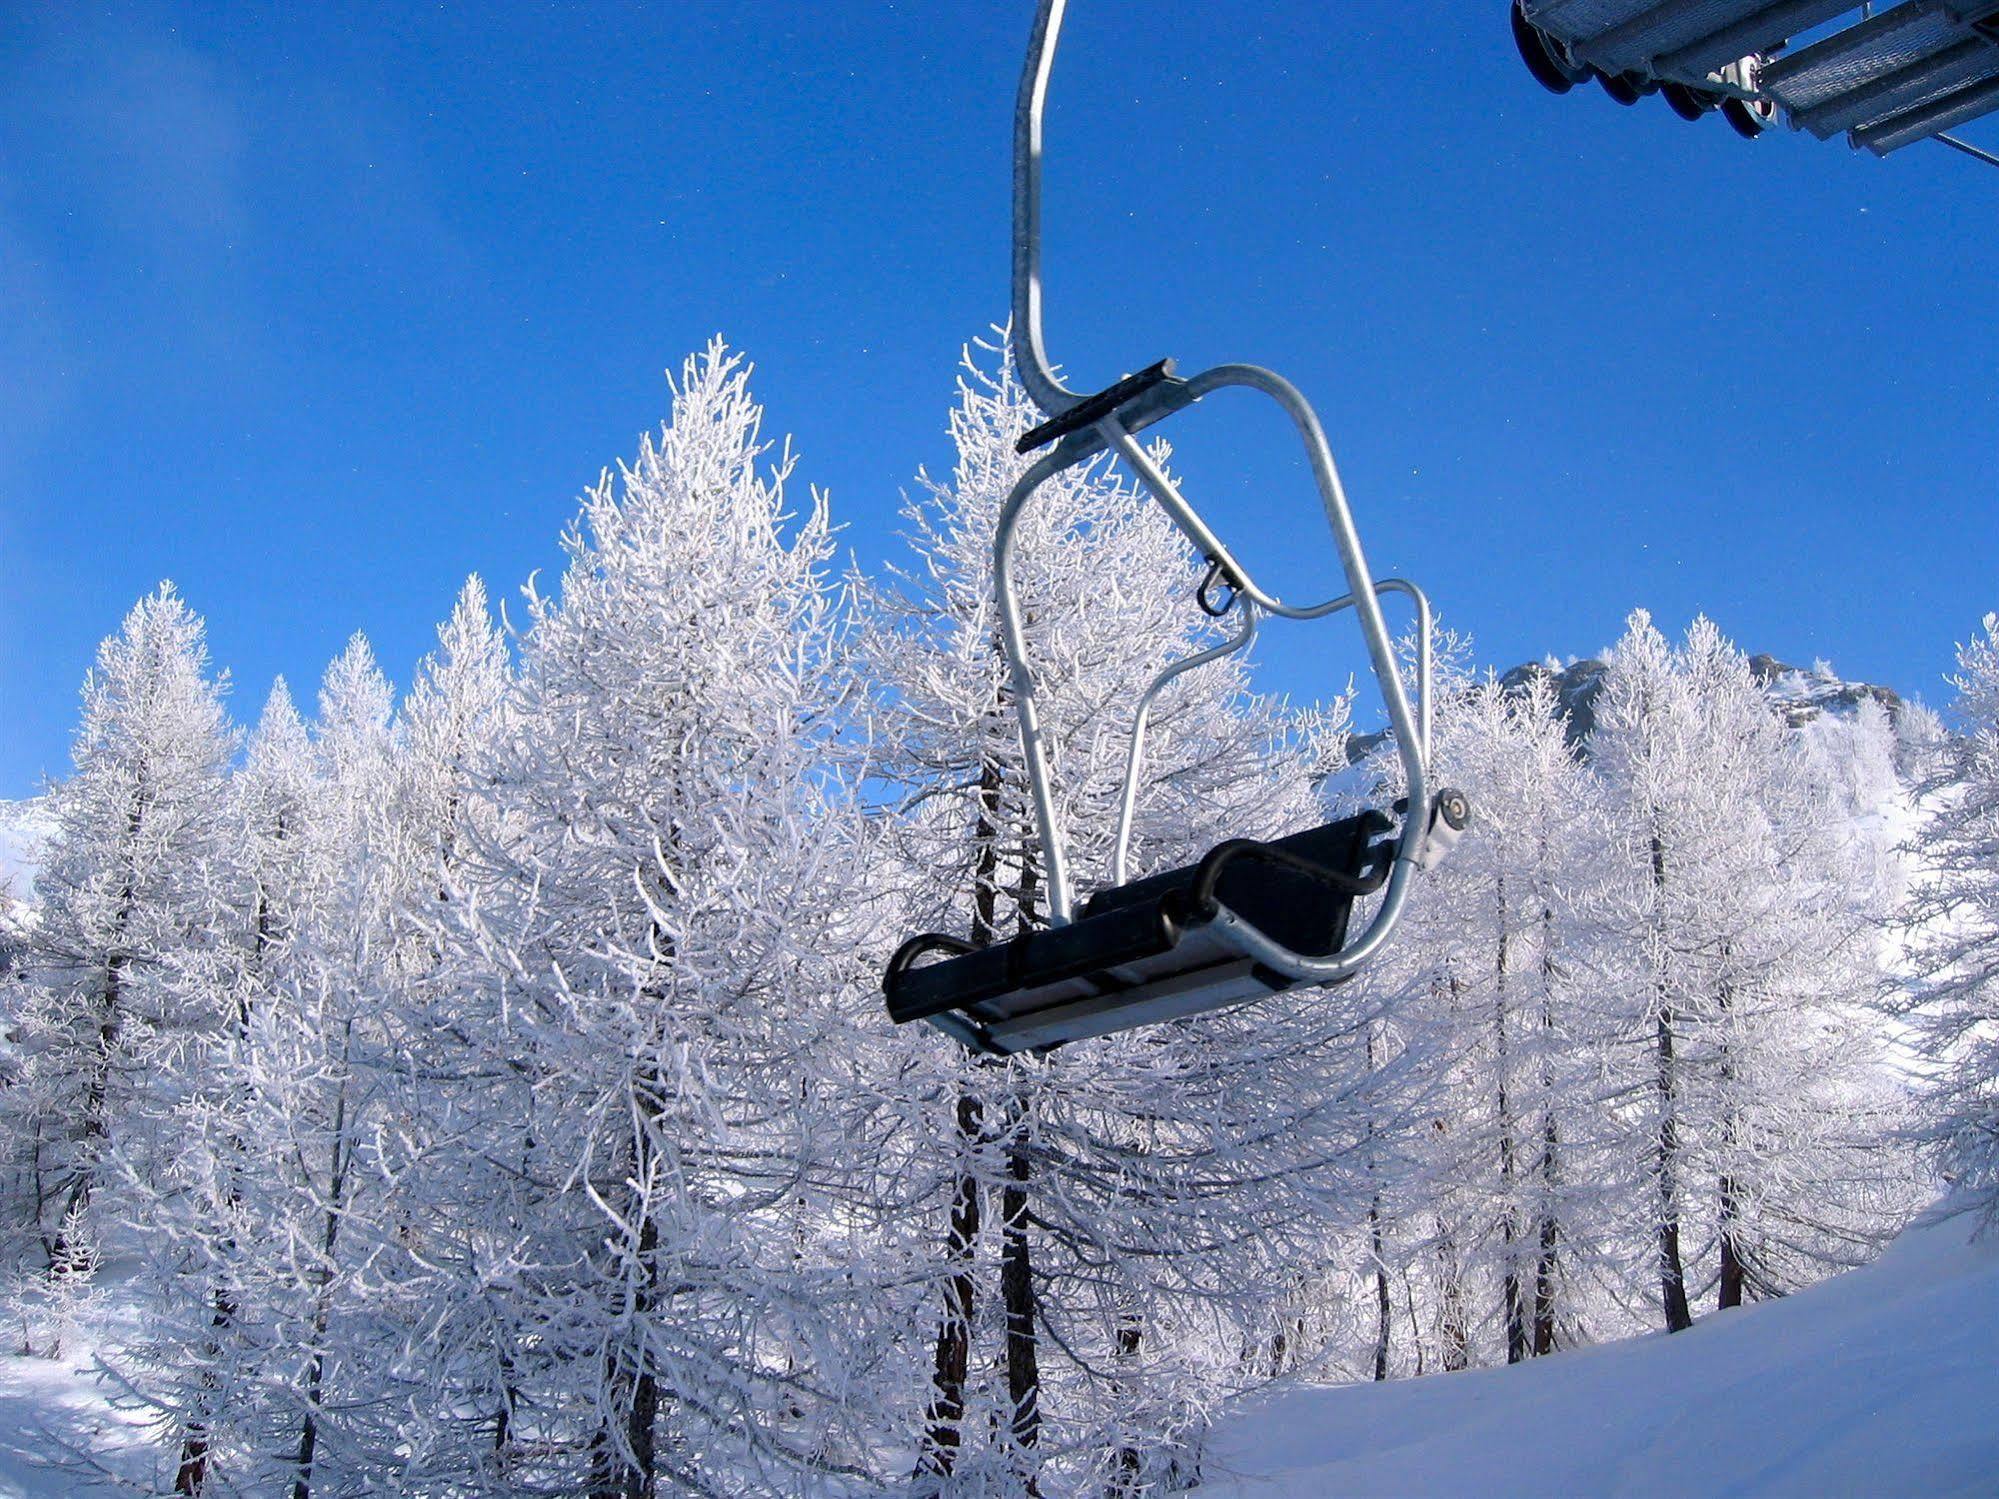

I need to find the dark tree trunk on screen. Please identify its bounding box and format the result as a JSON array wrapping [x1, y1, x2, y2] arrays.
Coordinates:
[[999, 1193, 1037, 1416], [55, 789, 148, 1266], [1717, 1178, 1747, 1310], [1655, 997, 1694, 1334], [917, 1093, 984, 1481], [291, 1024, 356, 1499], [1435, 1218, 1469, 1373], [1370, 1203, 1393, 1382], [1716, 966, 1746, 1311], [1650, 834, 1694, 1334], [591, 1081, 664, 1499], [179, 829, 286, 1495], [1532, 1131, 1561, 1356], [1365, 1021, 1392, 1381], [918, 752, 1007, 1479], [999, 852, 1043, 1479], [1110, 1317, 1144, 1497], [1000, 1120, 1040, 1480], [1532, 898, 1561, 1357], [1403, 1273, 1426, 1378], [172, 1284, 236, 1494], [1493, 879, 1527, 1364]]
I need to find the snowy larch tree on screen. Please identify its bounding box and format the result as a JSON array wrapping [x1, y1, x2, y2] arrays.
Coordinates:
[[122, 676, 325, 1496], [4, 584, 236, 1273], [1904, 613, 1999, 1216], [1584, 612, 1917, 1334], [446, 340, 892, 1497], [1372, 662, 1606, 1369]]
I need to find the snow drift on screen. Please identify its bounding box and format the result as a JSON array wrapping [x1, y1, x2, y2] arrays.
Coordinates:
[[1197, 1202, 1999, 1498]]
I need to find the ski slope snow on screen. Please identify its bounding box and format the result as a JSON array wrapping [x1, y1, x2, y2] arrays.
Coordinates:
[[1197, 1203, 1999, 1498], [0, 1206, 1986, 1491]]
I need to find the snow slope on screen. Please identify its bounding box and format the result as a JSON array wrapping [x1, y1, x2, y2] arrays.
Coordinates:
[[1198, 1204, 1999, 1498], [0, 1212, 1985, 1493], [0, 1288, 154, 1497]]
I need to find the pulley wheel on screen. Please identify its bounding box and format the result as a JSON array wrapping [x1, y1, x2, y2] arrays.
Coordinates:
[[1513, 1, 1577, 95]]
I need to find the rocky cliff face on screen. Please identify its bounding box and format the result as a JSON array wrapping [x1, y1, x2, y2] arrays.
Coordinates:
[[1497, 654, 1902, 747], [1343, 654, 1905, 768]]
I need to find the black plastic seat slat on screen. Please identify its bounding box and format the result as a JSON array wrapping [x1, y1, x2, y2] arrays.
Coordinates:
[[882, 809, 1395, 1052]]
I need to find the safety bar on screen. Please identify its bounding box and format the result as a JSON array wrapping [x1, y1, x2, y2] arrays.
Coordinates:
[[1111, 577, 1434, 888], [1112, 600, 1262, 888]]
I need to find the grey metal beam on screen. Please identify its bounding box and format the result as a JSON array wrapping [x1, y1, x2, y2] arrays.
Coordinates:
[[1855, 67, 1999, 148], [1934, 128, 1999, 165], [1760, 0, 1959, 94], [1652, 0, 1861, 79], [1582, 0, 1812, 75], [1786, 36, 1998, 134]]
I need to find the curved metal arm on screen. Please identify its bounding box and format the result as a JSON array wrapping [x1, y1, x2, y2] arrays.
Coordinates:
[[994, 452, 1078, 923], [1113, 601, 1261, 887], [1013, 0, 1080, 414], [1094, 370, 1433, 875], [1111, 576, 1432, 889], [995, 422, 1433, 943]]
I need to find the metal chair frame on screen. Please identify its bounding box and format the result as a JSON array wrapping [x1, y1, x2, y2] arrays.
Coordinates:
[[985, 0, 1445, 1014]]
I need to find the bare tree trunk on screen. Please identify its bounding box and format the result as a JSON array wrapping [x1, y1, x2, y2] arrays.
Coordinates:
[[1532, 898, 1561, 1357], [1370, 1202, 1393, 1382], [1650, 834, 1694, 1334], [172, 1284, 233, 1494], [591, 1079, 663, 1499], [1434, 1217, 1469, 1373], [999, 852, 1042, 1489], [1493, 878, 1527, 1364], [180, 838, 287, 1495], [55, 790, 149, 1268], [1000, 1118, 1040, 1483], [1717, 1172, 1746, 1310], [1365, 1022, 1392, 1381], [917, 752, 1007, 1479], [1716, 965, 1746, 1311], [291, 1022, 357, 1499], [624, 1205, 662, 1499], [1110, 1315, 1144, 1497], [918, 1095, 983, 1482], [1403, 1273, 1426, 1378]]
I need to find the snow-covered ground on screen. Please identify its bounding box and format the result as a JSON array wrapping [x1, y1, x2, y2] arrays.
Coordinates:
[[1198, 1203, 1999, 1498], [0, 1209, 1986, 1495], [0, 1283, 153, 1497]]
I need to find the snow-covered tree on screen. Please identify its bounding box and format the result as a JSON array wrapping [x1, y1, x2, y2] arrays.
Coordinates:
[[4, 584, 236, 1270], [203, 637, 409, 1496], [1904, 613, 1999, 1215], [1369, 663, 1607, 1369], [120, 676, 326, 1495], [438, 340, 894, 1496], [1585, 612, 1915, 1331]]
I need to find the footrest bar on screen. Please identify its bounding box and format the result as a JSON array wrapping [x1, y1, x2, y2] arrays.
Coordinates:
[[1016, 358, 1177, 454]]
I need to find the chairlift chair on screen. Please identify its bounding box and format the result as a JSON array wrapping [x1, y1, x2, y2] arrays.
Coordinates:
[[880, 0, 1470, 1056]]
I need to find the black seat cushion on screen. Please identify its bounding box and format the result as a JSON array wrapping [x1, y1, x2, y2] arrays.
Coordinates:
[[883, 810, 1392, 1044]]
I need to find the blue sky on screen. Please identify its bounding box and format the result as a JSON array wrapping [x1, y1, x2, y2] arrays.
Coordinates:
[[2, 2, 1993, 797]]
